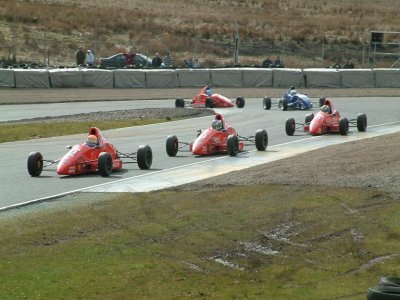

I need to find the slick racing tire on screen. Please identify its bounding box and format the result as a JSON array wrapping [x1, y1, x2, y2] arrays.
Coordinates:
[[205, 98, 214, 108], [255, 129, 268, 151], [175, 98, 185, 108], [137, 145, 153, 170], [339, 117, 349, 135], [27, 151, 43, 177], [305, 113, 314, 124], [166, 135, 179, 157], [285, 118, 296, 136], [227, 134, 239, 156], [282, 99, 288, 111], [319, 97, 326, 107], [357, 113, 367, 132], [367, 286, 400, 300], [263, 97, 272, 110], [380, 277, 400, 287], [236, 96, 245, 108], [98, 152, 113, 177]]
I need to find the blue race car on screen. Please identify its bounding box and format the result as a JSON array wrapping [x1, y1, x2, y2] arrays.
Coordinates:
[[263, 86, 314, 111]]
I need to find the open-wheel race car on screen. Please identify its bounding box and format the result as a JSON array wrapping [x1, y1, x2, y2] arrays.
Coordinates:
[[27, 127, 153, 177], [175, 85, 245, 109], [263, 86, 315, 111], [285, 98, 367, 136], [165, 113, 268, 157]]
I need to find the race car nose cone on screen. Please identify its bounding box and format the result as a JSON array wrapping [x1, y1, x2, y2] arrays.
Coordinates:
[[192, 141, 207, 155], [56, 162, 71, 175]]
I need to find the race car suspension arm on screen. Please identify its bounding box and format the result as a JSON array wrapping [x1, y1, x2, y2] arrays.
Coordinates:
[[42, 159, 61, 168], [238, 135, 256, 146], [116, 150, 139, 163]]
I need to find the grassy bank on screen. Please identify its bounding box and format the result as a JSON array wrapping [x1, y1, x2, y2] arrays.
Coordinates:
[[1, 184, 398, 299]]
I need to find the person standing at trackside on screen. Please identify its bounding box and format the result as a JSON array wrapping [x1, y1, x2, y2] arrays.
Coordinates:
[[163, 52, 173, 68], [123, 48, 136, 66], [86, 50, 95, 66], [76, 47, 85, 65], [152, 53, 162, 67]]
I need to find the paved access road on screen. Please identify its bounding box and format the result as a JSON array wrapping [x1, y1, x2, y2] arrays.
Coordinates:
[[1, 96, 399, 209]]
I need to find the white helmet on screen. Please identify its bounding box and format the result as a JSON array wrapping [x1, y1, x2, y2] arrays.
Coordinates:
[[290, 89, 297, 95]]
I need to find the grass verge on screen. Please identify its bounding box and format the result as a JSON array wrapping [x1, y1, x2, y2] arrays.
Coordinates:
[[0, 184, 399, 299], [0, 119, 173, 143]]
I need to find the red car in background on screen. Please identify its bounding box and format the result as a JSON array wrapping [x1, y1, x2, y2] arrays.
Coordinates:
[[285, 98, 367, 136], [166, 113, 267, 157], [27, 127, 153, 177], [175, 86, 245, 109]]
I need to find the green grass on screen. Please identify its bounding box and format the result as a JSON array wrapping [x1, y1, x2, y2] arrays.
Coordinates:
[[0, 119, 173, 143], [0, 184, 398, 299]]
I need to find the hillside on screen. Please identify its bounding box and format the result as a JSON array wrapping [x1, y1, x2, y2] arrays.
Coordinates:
[[0, 0, 399, 68]]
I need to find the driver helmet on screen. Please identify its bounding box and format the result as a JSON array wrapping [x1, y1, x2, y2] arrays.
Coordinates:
[[320, 105, 330, 113], [86, 134, 98, 146], [211, 119, 223, 131], [290, 89, 297, 95]]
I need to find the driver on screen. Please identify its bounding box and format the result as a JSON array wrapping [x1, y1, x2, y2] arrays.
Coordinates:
[[320, 105, 330, 114], [85, 134, 98, 147], [290, 89, 297, 95], [205, 85, 212, 97], [211, 119, 223, 131]]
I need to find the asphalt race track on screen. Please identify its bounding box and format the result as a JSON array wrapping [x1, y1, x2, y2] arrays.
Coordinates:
[[1, 96, 399, 210]]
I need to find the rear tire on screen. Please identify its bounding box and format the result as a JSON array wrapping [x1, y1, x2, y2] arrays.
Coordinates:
[[166, 135, 179, 157], [205, 98, 214, 108], [282, 99, 288, 111], [227, 135, 239, 156], [175, 98, 185, 108], [319, 97, 326, 107], [27, 152, 43, 177], [285, 118, 296, 136], [98, 152, 113, 177], [137, 145, 152, 169], [255, 129, 268, 151], [263, 97, 272, 110], [339, 117, 349, 135], [357, 113, 367, 132], [305, 113, 314, 124], [236, 97, 245, 108]]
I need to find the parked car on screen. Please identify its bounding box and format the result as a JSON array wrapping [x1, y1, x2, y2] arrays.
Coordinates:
[[99, 53, 153, 68]]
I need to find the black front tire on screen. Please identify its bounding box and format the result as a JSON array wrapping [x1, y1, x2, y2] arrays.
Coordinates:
[[305, 113, 314, 124], [255, 129, 268, 151], [285, 118, 296, 136], [137, 145, 152, 169], [236, 97, 245, 108], [263, 97, 272, 110], [282, 99, 288, 111], [98, 152, 113, 177], [357, 113, 367, 132], [175, 98, 185, 108], [227, 135, 239, 156], [205, 98, 214, 108], [339, 117, 349, 135], [166, 135, 179, 157], [27, 152, 43, 177]]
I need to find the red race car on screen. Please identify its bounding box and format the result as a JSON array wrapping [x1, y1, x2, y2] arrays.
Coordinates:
[[27, 127, 153, 177], [175, 85, 245, 109], [165, 113, 268, 157], [285, 98, 367, 136]]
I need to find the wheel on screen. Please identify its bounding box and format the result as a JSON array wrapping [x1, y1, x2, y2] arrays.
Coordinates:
[[227, 134, 239, 156], [305, 113, 314, 124], [175, 98, 185, 108], [339, 117, 349, 135], [282, 99, 288, 111], [27, 152, 43, 177], [285, 118, 296, 136], [367, 286, 400, 299], [380, 277, 400, 287], [319, 97, 326, 107], [205, 97, 214, 108], [357, 113, 367, 132], [236, 96, 245, 108], [98, 152, 113, 177], [166, 135, 179, 157], [255, 129, 268, 151], [137, 145, 152, 169], [263, 97, 272, 110]]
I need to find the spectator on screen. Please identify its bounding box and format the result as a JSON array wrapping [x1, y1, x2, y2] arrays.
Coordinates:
[[163, 52, 173, 68], [152, 53, 162, 67], [193, 58, 200, 68], [331, 59, 342, 69], [86, 50, 95, 66], [262, 57, 272, 67], [123, 48, 136, 66], [76, 47, 85, 65], [184, 58, 193, 68], [343, 59, 355, 69], [274, 56, 283, 67]]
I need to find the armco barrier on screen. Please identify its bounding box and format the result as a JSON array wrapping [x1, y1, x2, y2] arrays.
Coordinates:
[[1, 67, 400, 89]]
